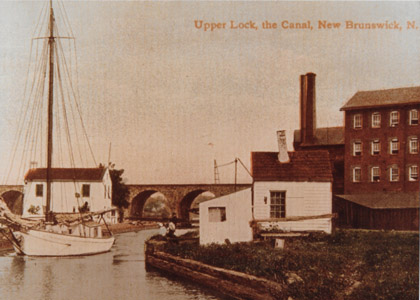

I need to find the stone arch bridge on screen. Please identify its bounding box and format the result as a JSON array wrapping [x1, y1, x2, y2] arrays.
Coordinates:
[[0, 185, 24, 215], [0, 184, 251, 221], [127, 184, 251, 221]]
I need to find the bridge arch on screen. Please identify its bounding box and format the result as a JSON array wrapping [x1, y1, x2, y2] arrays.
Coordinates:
[[130, 190, 171, 218], [179, 190, 215, 221], [1, 190, 24, 215]]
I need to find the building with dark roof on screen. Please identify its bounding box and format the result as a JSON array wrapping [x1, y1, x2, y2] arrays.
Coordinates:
[[24, 168, 106, 181], [251, 131, 334, 234], [336, 86, 420, 230], [251, 151, 333, 183], [22, 167, 115, 219]]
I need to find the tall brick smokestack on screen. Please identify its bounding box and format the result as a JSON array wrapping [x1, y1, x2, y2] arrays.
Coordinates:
[[300, 72, 316, 144]]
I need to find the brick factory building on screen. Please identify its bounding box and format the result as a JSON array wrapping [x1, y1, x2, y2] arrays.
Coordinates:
[[336, 86, 419, 230]]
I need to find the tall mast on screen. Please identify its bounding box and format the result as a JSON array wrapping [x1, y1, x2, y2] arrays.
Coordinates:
[[46, 0, 55, 221]]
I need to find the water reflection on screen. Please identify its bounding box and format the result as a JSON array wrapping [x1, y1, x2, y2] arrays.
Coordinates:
[[0, 230, 227, 300]]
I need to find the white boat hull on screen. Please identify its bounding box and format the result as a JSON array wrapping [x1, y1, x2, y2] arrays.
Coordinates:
[[12, 229, 115, 256]]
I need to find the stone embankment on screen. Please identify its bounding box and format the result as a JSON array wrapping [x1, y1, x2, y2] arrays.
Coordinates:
[[145, 240, 285, 300]]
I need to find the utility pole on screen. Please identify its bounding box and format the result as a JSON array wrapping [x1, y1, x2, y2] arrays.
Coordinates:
[[214, 159, 220, 184], [234, 158, 238, 191], [214, 157, 252, 187]]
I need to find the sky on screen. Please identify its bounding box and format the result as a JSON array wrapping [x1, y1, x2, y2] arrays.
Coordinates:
[[0, 1, 419, 185]]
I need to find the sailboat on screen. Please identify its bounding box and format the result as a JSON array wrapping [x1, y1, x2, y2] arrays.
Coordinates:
[[0, 1, 115, 256]]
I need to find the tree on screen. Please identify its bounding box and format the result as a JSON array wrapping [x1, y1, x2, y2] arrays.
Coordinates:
[[100, 163, 130, 221]]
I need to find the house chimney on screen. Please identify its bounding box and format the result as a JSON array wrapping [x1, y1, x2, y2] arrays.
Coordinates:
[[300, 72, 316, 144], [277, 130, 290, 163]]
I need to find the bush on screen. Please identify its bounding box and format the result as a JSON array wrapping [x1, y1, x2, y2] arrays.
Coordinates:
[[160, 230, 419, 300]]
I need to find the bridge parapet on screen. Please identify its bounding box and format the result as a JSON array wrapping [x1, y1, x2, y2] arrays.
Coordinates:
[[127, 183, 251, 220], [0, 185, 24, 195]]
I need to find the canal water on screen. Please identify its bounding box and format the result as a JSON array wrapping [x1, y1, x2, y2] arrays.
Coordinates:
[[0, 229, 229, 300]]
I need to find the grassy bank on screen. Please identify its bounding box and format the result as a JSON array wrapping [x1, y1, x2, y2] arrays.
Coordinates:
[[160, 230, 418, 300]]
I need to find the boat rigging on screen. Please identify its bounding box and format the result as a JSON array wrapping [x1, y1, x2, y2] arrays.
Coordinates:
[[0, 0, 116, 256]]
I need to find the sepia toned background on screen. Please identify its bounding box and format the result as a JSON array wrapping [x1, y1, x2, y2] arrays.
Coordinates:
[[0, 1, 419, 185]]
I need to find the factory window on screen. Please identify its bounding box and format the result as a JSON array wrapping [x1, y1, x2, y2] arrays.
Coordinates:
[[371, 167, 380, 182], [371, 140, 380, 155], [270, 191, 286, 218], [409, 109, 418, 125], [353, 114, 362, 129], [390, 138, 399, 155], [353, 141, 362, 156], [390, 166, 399, 182], [409, 165, 418, 181], [390, 111, 399, 127], [409, 137, 418, 154], [352, 167, 361, 182], [371, 112, 381, 128]]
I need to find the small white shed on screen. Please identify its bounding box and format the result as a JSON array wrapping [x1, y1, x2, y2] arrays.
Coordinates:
[[199, 188, 253, 245]]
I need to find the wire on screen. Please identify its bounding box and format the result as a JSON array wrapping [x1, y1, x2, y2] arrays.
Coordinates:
[[237, 158, 252, 177], [217, 160, 236, 168]]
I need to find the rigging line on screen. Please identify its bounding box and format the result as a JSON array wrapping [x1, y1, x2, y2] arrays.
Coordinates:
[[36, 42, 49, 169], [52, 22, 92, 167], [2, 41, 34, 184], [59, 39, 97, 167], [56, 44, 92, 169], [29, 100, 42, 169], [32, 1, 48, 39], [59, 0, 77, 86], [19, 43, 48, 170], [55, 44, 77, 170], [55, 86, 64, 169], [28, 80, 44, 169], [52, 57, 64, 169], [26, 39, 48, 105], [5, 40, 49, 184], [17, 80, 43, 182], [24, 43, 48, 174], [31, 42, 49, 154], [56, 35, 84, 166], [56, 1, 73, 79], [27, 42, 49, 167], [3, 38, 47, 183], [73, 40, 81, 105], [55, 55, 71, 169], [58, 0, 75, 38]]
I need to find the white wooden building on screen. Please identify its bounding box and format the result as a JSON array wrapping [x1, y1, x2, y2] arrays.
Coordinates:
[[251, 131, 334, 234], [22, 168, 117, 223], [199, 188, 253, 245]]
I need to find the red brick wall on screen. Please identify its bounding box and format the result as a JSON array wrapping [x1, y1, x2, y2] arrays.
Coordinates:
[[344, 105, 420, 194], [293, 143, 344, 195]]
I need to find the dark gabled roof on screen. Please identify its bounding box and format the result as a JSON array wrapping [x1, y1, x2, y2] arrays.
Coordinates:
[[251, 150, 333, 182], [294, 127, 344, 146], [336, 192, 419, 209], [341, 86, 420, 111], [24, 168, 106, 181]]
